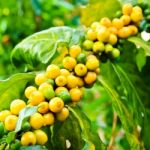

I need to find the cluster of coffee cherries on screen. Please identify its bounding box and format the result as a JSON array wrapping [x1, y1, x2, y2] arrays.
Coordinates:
[[82, 3, 144, 60], [0, 44, 99, 148]]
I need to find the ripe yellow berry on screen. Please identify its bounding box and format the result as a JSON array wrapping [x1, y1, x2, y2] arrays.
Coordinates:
[[128, 25, 138, 35], [38, 82, 53, 93], [34, 130, 48, 145], [43, 112, 54, 126], [25, 86, 37, 99], [60, 69, 70, 77], [69, 45, 81, 58], [10, 99, 26, 115], [108, 27, 118, 35], [86, 58, 99, 70], [100, 17, 112, 27], [112, 18, 124, 29], [97, 27, 110, 42], [55, 87, 68, 95], [67, 75, 78, 89], [55, 75, 67, 87], [95, 68, 100, 74], [5, 115, 18, 131], [21, 131, 36, 146], [77, 77, 84, 87], [93, 41, 105, 53], [56, 107, 69, 121], [49, 97, 64, 113], [132, 6, 142, 13], [75, 64, 87, 77], [38, 102, 49, 114], [91, 22, 101, 31], [46, 64, 60, 79], [122, 3, 133, 15], [130, 12, 143, 23], [35, 73, 47, 86], [86, 29, 97, 41], [30, 113, 44, 129], [84, 72, 97, 85], [120, 15, 131, 25], [70, 88, 83, 102], [29, 91, 45, 106], [63, 56, 77, 70], [108, 34, 118, 45], [118, 27, 131, 38], [0, 110, 11, 122]]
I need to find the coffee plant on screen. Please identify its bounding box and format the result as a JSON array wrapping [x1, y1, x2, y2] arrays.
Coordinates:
[[0, 0, 150, 150]]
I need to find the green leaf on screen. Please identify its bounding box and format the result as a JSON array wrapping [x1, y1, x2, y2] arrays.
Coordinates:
[[118, 0, 138, 5], [50, 105, 105, 150], [11, 27, 84, 71], [20, 145, 48, 150], [5, 132, 16, 144], [0, 73, 35, 111], [81, 0, 121, 26], [135, 48, 146, 71], [128, 36, 150, 56], [15, 106, 38, 132]]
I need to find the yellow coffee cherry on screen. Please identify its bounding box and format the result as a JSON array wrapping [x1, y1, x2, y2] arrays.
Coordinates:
[[55, 87, 68, 95], [91, 22, 101, 31], [122, 3, 133, 15], [43, 112, 54, 126], [84, 72, 97, 85], [87, 54, 97, 60], [86, 58, 99, 70], [70, 88, 83, 102], [69, 45, 81, 58], [112, 18, 124, 29], [75, 64, 87, 77], [34, 130, 48, 145], [30, 113, 44, 129], [49, 97, 64, 113], [108, 27, 118, 35], [25, 86, 37, 99], [130, 12, 143, 23], [46, 64, 60, 79], [108, 34, 118, 45], [55, 75, 67, 87], [60, 69, 70, 77], [93, 41, 105, 53], [128, 25, 138, 35], [118, 27, 131, 38], [29, 91, 45, 106], [0, 110, 11, 122], [67, 75, 78, 89], [100, 17, 112, 27], [132, 6, 142, 13], [63, 56, 77, 70], [77, 77, 84, 87], [38, 82, 53, 93], [5, 115, 18, 131], [97, 27, 110, 42], [120, 15, 131, 25], [95, 68, 100, 74], [56, 107, 69, 121], [21, 131, 36, 146], [38, 102, 49, 114], [10, 99, 26, 115], [35, 73, 47, 86], [86, 29, 97, 41]]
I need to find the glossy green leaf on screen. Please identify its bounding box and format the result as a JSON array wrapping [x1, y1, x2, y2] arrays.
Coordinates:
[[0, 73, 35, 111], [15, 106, 38, 132], [20, 145, 48, 150], [81, 0, 121, 26], [11, 27, 84, 71], [128, 37, 150, 56]]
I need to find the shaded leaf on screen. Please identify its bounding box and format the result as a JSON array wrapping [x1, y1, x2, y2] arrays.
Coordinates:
[[15, 106, 38, 132], [0, 73, 35, 111]]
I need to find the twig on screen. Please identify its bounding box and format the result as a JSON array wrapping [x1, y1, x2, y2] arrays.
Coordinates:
[[107, 112, 117, 150]]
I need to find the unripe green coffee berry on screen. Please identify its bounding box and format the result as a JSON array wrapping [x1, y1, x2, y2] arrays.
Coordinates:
[[83, 40, 94, 50]]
